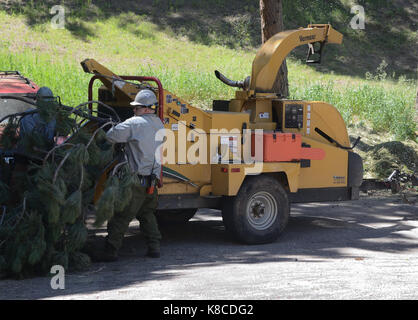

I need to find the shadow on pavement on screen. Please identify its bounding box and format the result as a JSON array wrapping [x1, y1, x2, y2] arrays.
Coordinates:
[[0, 194, 417, 299]]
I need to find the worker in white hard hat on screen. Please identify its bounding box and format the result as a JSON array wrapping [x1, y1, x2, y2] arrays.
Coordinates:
[[93, 89, 164, 261]]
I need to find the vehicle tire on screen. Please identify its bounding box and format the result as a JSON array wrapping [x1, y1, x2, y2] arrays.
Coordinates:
[[155, 209, 197, 225], [221, 175, 289, 244]]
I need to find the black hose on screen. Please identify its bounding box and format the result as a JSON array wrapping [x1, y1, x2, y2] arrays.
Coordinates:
[[214, 70, 250, 90]]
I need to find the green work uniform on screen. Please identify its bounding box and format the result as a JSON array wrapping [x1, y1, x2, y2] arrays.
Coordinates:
[[105, 113, 164, 254], [107, 182, 161, 252]]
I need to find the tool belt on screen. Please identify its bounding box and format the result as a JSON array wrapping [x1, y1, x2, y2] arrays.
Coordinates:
[[138, 174, 158, 194], [137, 174, 152, 187]]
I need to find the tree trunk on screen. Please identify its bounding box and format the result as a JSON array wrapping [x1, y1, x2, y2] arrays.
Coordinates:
[[259, 0, 289, 97], [415, 89, 418, 132]]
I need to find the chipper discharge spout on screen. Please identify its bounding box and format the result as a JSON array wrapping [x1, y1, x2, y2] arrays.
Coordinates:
[[215, 24, 343, 95]]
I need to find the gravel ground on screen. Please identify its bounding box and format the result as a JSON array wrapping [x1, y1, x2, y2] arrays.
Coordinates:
[[0, 191, 417, 300]]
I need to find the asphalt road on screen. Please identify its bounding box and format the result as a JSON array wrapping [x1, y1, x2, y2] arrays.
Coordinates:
[[0, 191, 417, 300]]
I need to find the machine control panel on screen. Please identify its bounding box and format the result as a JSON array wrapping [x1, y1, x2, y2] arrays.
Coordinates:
[[285, 104, 304, 129]]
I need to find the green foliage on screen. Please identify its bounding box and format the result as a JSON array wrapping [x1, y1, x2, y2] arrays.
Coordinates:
[[69, 144, 90, 166], [4, 211, 45, 276], [27, 219, 46, 266], [0, 48, 93, 107], [365, 60, 389, 81], [94, 176, 119, 227], [52, 251, 69, 271], [367, 142, 418, 179], [61, 190, 82, 225], [0, 96, 133, 278], [289, 76, 417, 140], [66, 219, 88, 252], [19, 130, 51, 156], [114, 165, 135, 212]]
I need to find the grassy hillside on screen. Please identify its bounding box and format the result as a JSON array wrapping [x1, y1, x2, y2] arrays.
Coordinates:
[[3, 0, 417, 78], [0, 0, 416, 146]]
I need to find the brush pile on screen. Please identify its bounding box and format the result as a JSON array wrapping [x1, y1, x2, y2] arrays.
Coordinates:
[[0, 96, 132, 278]]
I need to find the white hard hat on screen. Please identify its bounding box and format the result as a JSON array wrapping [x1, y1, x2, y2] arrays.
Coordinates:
[[130, 89, 158, 109]]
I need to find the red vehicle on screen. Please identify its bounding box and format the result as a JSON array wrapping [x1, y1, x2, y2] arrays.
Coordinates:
[[0, 72, 41, 197], [0, 71, 39, 126]]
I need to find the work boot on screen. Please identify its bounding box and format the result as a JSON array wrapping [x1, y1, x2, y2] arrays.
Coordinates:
[[88, 240, 119, 262], [145, 247, 160, 258]]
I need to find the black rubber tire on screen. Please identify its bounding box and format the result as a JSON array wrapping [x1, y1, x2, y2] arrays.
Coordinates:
[[221, 175, 289, 244], [156, 209, 197, 225]]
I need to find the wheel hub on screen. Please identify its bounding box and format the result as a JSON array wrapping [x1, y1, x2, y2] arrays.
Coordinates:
[[251, 202, 265, 218], [246, 191, 278, 231]]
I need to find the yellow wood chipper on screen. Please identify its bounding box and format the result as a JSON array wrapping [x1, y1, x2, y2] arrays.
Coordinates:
[[81, 24, 363, 244]]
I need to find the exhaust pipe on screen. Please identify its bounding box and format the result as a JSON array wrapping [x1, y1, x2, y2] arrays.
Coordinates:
[[214, 70, 250, 90]]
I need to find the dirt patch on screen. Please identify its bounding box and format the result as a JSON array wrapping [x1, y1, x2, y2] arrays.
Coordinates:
[[367, 141, 418, 178], [349, 124, 418, 179]]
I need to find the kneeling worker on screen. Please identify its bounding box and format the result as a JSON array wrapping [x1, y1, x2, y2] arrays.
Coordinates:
[[97, 89, 164, 261]]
